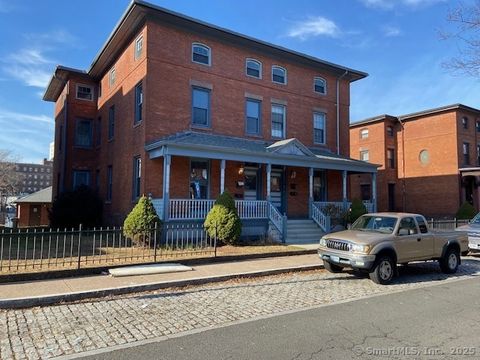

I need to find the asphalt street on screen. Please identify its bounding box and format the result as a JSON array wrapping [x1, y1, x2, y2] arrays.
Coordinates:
[[76, 275, 480, 360]]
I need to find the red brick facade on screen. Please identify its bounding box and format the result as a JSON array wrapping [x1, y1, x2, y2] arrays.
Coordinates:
[[350, 105, 480, 218]]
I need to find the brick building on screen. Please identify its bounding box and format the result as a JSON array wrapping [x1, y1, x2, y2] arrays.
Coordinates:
[[350, 104, 480, 218], [15, 159, 53, 195], [43, 0, 376, 238]]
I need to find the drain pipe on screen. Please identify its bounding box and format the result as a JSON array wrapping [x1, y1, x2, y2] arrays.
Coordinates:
[[336, 70, 349, 155]]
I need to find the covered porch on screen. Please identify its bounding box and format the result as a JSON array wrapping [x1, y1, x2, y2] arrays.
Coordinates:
[[145, 132, 378, 241]]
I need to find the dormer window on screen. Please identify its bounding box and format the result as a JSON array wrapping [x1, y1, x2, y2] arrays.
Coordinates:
[[246, 59, 262, 78], [272, 66, 287, 84], [192, 43, 211, 66], [314, 77, 326, 94], [76, 84, 93, 101]]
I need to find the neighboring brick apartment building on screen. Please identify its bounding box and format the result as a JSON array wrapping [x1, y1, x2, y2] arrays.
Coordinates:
[[350, 104, 480, 218], [15, 159, 53, 195], [43, 0, 376, 229]]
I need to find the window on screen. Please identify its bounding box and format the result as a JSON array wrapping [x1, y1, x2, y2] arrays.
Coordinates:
[[246, 99, 261, 135], [271, 104, 286, 138], [462, 116, 468, 129], [106, 166, 113, 202], [134, 82, 143, 124], [73, 170, 90, 189], [360, 150, 369, 162], [387, 126, 394, 136], [98, 83, 102, 98], [313, 112, 326, 144], [477, 121, 480, 133], [109, 67, 116, 87], [96, 117, 101, 147], [192, 87, 210, 127], [108, 105, 115, 140], [463, 142, 470, 165], [387, 148, 395, 169], [477, 144, 480, 166], [360, 128, 369, 139], [398, 217, 418, 235], [134, 35, 143, 60], [246, 59, 262, 78], [314, 77, 326, 94], [192, 43, 211, 65], [360, 184, 371, 201], [76, 85, 93, 101], [190, 160, 209, 199], [74, 119, 93, 148], [415, 216, 428, 234], [272, 66, 286, 84], [133, 156, 141, 200]]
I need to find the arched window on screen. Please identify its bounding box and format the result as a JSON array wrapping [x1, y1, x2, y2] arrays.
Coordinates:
[[246, 59, 262, 78], [314, 77, 326, 94], [272, 65, 287, 84], [192, 43, 211, 66]]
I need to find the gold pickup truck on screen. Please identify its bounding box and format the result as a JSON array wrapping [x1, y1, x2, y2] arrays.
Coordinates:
[[318, 213, 469, 284]]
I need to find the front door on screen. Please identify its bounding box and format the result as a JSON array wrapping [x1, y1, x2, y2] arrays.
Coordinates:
[[29, 205, 41, 227], [270, 170, 284, 213], [244, 167, 258, 200]]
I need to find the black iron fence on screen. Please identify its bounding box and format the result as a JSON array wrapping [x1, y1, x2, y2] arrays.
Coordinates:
[[0, 223, 216, 274]]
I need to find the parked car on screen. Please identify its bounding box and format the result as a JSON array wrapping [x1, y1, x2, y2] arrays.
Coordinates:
[[318, 213, 468, 285], [456, 212, 480, 252]]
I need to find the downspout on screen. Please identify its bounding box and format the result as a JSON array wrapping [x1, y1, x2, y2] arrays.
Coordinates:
[[398, 118, 406, 211], [336, 70, 349, 155]]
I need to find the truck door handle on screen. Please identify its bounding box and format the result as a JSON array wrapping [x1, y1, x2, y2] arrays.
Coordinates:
[[417, 238, 421, 242]]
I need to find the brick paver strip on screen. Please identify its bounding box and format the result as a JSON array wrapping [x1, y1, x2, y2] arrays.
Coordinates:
[[1, 258, 480, 360]]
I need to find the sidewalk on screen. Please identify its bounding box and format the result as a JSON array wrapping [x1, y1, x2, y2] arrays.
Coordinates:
[[0, 253, 323, 309]]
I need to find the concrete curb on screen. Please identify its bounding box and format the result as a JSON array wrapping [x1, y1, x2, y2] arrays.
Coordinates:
[[0, 263, 323, 309]]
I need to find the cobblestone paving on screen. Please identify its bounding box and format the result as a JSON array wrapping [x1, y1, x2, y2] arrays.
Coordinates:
[[1, 258, 480, 359]]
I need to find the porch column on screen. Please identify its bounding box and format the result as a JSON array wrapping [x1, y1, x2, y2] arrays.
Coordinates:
[[266, 163, 271, 201], [342, 170, 348, 210], [162, 154, 171, 221], [372, 172, 377, 212], [309, 168, 314, 218], [220, 159, 226, 194]]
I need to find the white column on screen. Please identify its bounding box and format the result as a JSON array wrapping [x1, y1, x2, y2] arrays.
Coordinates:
[[162, 154, 171, 221], [342, 170, 348, 202], [220, 159, 226, 194], [372, 172, 377, 212], [266, 163, 271, 201], [309, 168, 314, 218]]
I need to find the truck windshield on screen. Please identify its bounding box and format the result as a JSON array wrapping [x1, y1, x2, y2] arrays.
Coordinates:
[[351, 215, 397, 234], [470, 212, 480, 225]]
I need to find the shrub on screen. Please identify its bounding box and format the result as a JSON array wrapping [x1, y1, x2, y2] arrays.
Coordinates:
[[456, 201, 477, 220], [49, 185, 103, 229], [123, 196, 161, 246], [204, 192, 241, 245], [346, 198, 367, 224]]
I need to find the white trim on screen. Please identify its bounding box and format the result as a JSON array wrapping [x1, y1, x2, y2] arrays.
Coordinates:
[[313, 76, 327, 95], [192, 42, 211, 66], [245, 58, 262, 79], [271, 65, 287, 85], [271, 103, 286, 139], [360, 128, 369, 139], [75, 84, 94, 101], [109, 67, 116, 87], [134, 34, 144, 60]]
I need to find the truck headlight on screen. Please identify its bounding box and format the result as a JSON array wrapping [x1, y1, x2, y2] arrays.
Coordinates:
[[319, 237, 327, 247], [349, 243, 371, 254]]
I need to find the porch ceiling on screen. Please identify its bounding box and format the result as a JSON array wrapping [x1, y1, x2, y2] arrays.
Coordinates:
[[145, 131, 379, 173]]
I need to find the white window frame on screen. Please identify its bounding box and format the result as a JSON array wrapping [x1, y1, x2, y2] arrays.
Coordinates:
[[134, 35, 143, 60], [271, 104, 286, 139], [271, 65, 287, 85], [313, 77, 327, 95], [245, 58, 262, 79], [75, 84, 94, 101], [360, 128, 369, 139], [192, 43, 211, 66], [360, 150, 369, 162], [109, 67, 116, 87], [313, 112, 326, 144]]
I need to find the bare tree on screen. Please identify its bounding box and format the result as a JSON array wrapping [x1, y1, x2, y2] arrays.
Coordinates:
[[0, 150, 20, 223], [441, 1, 480, 76]]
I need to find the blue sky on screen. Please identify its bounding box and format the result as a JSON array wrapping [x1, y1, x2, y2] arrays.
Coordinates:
[[0, 0, 478, 163]]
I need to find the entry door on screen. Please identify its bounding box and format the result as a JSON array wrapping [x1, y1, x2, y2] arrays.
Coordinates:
[[29, 205, 41, 227], [244, 168, 258, 201], [270, 171, 284, 212], [388, 183, 395, 211]]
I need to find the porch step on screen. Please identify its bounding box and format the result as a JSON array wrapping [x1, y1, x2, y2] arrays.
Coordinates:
[[285, 219, 324, 244]]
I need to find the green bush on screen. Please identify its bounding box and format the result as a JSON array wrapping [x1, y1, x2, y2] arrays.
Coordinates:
[[204, 192, 241, 245], [456, 201, 477, 220], [346, 198, 367, 224], [49, 185, 103, 229], [123, 196, 161, 246]]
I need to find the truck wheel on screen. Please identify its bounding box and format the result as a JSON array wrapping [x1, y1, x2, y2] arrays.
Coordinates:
[[440, 247, 460, 274], [369, 256, 395, 285], [324, 261, 343, 273]]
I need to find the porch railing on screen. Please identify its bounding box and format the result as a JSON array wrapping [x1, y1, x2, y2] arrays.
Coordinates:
[[268, 202, 285, 239], [169, 199, 215, 220], [315, 201, 375, 215], [311, 203, 331, 232], [236, 200, 268, 219]]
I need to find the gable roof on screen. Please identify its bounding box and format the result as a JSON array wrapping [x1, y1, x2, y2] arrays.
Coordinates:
[[15, 187, 52, 204], [44, 0, 367, 102], [266, 138, 315, 157]]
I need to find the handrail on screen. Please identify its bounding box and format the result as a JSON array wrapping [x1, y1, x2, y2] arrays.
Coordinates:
[[268, 202, 284, 235], [311, 202, 331, 232]]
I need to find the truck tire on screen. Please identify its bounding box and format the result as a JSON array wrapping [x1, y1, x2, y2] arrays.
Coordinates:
[[324, 261, 343, 273], [439, 247, 460, 274], [369, 255, 395, 285]]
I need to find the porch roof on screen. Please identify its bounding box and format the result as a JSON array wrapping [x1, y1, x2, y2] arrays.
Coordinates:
[[145, 132, 378, 173]]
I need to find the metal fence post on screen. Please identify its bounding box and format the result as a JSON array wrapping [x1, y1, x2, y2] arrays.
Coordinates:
[[214, 224, 217, 258], [77, 224, 83, 270], [154, 222, 158, 262]]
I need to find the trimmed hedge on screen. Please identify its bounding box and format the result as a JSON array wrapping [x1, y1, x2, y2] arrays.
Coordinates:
[[346, 198, 367, 224], [123, 195, 161, 246], [456, 201, 477, 220], [204, 192, 241, 245]]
